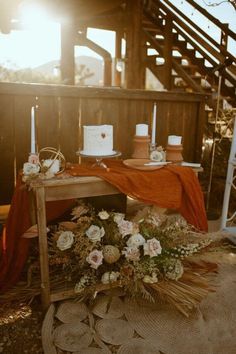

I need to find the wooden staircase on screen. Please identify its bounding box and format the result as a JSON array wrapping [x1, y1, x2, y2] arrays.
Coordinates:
[[142, 0, 236, 107]]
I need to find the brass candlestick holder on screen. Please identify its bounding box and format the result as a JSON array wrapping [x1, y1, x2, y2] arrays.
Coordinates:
[[166, 144, 183, 163], [132, 135, 151, 159]]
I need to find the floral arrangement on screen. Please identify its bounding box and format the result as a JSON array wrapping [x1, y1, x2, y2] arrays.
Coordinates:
[[149, 145, 166, 161], [47, 202, 217, 316], [22, 147, 65, 181]]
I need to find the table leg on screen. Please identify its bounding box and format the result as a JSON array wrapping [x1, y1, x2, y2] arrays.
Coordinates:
[[36, 186, 50, 310]]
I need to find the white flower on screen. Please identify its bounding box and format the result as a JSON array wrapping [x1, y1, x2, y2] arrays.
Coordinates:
[[74, 282, 83, 293], [101, 271, 120, 284], [143, 238, 162, 258], [126, 233, 145, 248], [86, 249, 103, 269], [122, 246, 140, 262], [113, 212, 125, 225], [143, 272, 158, 284], [86, 225, 105, 242], [56, 231, 74, 251], [23, 162, 40, 176], [150, 150, 163, 162], [98, 210, 110, 220], [118, 219, 134, 238], [164, 260, 184, 280], [74, 275, 90, 293]]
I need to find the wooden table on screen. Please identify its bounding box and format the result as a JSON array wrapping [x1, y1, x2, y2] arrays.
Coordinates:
[[29, 166, 204, 309], [30, 175, 121, 309]]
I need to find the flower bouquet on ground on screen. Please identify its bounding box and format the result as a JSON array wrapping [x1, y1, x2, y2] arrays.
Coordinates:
[[48, 201, 218, 317]]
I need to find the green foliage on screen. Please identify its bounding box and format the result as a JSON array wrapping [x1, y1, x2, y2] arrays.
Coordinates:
[[0, 63, 94, 85]]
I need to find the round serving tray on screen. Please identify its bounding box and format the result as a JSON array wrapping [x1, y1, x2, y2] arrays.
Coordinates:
[[123, 159, 169, 171]]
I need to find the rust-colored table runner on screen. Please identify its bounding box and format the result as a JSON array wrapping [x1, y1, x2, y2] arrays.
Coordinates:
[[67, 160, 208, 232], [0, 160, 207, 292]]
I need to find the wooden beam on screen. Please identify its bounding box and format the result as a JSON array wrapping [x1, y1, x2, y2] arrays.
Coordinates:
[[75, 34, 112, 86], [60, 20, 75, 85], [125, 0, 144, 89], [75, 9, 126, 30], [73, 0, 124, 18], [115, 30, 122, 87], [163, 15, 173, 90]]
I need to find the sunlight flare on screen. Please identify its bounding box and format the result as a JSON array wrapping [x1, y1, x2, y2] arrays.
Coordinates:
[[19, 2, 52, 29]]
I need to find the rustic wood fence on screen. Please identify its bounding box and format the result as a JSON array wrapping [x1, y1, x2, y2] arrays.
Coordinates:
[[0, 82, 207, 204]]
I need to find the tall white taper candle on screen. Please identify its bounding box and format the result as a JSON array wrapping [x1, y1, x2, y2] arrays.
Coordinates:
[[31, 106, 36, 154], [151, 103, 157, 145]]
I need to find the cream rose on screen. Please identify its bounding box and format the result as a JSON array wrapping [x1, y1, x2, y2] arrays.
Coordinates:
[[23, 162, 40, 176], [56, 231, 74, 251], [86, 225, 105, 242], [86, 249, 103, 269], [101, 271, 120, 284], [98, 210, 110, 220], [143, 238, 162, 258], [126, 233, 145, 248], [118, 219, 134, 238], [113, 212, 125, 225]]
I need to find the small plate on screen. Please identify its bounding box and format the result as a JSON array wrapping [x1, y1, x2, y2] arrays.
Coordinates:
[[123, 159, 166, 171]]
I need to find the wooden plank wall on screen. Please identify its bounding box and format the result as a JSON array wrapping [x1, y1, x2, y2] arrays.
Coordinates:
[[0, 82, 207, 205]]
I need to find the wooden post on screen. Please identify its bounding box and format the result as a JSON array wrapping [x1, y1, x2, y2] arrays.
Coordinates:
[[163, 15, 173, 90], [61, 20, 75, 85], [75, 34, 112, 86], [35, 187, 51, 310], [220, 23, 229, 87], [104, 58, 112, 86], [125, 0, 144, 89], [115, 30, 122, 87], [195, 99, 206, 162], [220, 24, 229, 50]]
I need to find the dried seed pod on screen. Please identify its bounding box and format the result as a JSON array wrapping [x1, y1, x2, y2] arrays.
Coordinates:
[[103, 245, 120, 264]]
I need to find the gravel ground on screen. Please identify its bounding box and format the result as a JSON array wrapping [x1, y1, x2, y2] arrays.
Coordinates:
[[0, 299, 43, 354]]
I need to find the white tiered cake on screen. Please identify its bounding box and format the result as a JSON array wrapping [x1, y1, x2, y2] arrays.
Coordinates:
[[81, 125, 115, 156]]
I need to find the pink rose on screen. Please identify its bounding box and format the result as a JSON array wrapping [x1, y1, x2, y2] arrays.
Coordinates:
[[118, 219, 134, 238], [143, 238, 162, 258], [86, 249, 103, 269]]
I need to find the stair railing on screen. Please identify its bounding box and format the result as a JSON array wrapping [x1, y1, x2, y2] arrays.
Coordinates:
[[144, 0, 236, 95]]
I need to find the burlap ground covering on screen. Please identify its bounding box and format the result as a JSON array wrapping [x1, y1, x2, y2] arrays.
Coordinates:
[[91, 296, 125, 319], [95, 318, 134, 345], [42, 259, 236, 354], [117, 338, 160, 354], [53, 322, 93, 351], [56, 301, 88, 323]]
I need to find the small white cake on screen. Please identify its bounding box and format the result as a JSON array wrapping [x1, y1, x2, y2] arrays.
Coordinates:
[[81, 125, 115, 156]]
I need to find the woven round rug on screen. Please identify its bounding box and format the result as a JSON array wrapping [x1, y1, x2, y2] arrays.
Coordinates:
[[53, 322, 93, 352], [41, 304, 57, 354], [124, 297, 209, 354], [74, 348, 106, 354], [55, 301, 88, 323], [117, 338, 160, 354], [95, 318, 134, 345], [198, 264, 236, 354], [92, 295, 125, 319]]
